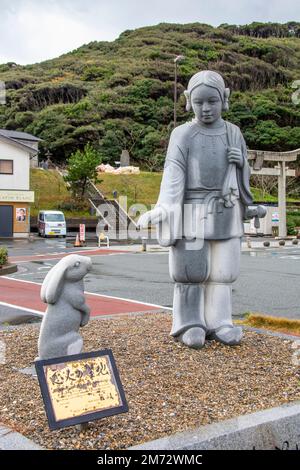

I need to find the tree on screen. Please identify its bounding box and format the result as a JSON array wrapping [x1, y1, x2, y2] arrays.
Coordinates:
[[64, 143, 101, 197]]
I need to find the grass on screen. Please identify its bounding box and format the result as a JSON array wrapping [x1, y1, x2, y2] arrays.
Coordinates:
[[236, 313, 300, 336], [96, 171, 162, 209], [250, 187, 300, 203], [30, 169, 163, 217], [30, 168, 300, 219], [30, 169, 90, 218]]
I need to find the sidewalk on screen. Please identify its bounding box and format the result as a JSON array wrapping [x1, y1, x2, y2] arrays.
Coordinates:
[[0, 425, 42, 450], [105, 238, 300, 253]]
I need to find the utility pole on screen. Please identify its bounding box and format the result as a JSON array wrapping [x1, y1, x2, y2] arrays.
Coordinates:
[[173, 55, 185, 128], [278, 161, 287, 238]]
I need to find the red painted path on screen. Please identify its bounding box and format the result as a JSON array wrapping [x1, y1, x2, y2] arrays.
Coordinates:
[[0, 277, 163, 317]]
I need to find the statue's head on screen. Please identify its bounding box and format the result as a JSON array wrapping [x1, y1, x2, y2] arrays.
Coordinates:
[[184, 71, 230, 125]]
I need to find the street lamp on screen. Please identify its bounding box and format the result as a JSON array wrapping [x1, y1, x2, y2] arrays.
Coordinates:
[[173, 55, 185, 128]]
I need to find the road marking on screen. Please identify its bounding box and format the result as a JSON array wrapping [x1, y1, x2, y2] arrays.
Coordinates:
[[1, 276, 172, 310], [1, 276, 43, 286], [84, 290, 172, 311], [8, 248, 129, 264], [0, 276, 170, 317], [0, 302, 43, 316]]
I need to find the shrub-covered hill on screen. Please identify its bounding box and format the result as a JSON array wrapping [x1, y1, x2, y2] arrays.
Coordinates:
[[0, 21, 300, 169]]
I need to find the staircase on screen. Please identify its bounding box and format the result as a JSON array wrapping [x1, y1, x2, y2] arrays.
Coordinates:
[[85, 179, 138, 234], [55, 168, 137, 236]]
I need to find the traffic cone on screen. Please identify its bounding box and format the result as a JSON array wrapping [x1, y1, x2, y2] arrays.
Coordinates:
[[74, 234, 81, 247]]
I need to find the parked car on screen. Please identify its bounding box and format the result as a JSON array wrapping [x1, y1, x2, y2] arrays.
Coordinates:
[[38, 210, 67, 238]]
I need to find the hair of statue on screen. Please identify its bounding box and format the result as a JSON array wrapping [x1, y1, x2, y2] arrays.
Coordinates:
[[184, 70, 230, 112]]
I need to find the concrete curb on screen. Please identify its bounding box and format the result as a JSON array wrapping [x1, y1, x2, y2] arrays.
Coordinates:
[[242, 239, 299, 250], [242, 325, 300, 341], [0, 425, 43, 450], [0, 264, 18, 276], [130, 401, 300, 450]]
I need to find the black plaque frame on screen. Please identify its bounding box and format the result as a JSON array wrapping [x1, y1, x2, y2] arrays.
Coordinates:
[[35, 349, 128, 430]]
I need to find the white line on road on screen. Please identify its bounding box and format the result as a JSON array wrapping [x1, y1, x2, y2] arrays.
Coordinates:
[[2, 276, 43, 286], [13, 252, 129, 264], [1, 276, 172, 311], [84, 290, 172, 311], [0, 302, 44, 316]]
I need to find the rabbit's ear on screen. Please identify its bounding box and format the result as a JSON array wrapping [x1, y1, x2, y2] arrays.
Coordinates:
[[41, 258, 68, 304]]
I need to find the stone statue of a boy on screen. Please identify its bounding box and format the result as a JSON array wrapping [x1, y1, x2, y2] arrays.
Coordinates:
[[139, 70, 256, 349]]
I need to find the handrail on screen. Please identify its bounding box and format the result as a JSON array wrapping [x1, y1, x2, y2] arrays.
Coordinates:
[[87, 179, 137, 228], [88, 199, 113, 229]]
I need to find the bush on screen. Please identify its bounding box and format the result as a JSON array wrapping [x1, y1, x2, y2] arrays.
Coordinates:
[[57, 200, 90, 212], [287, 211, 300, 235], [287, 221, 296, 236], [0, 247, 8, 267]]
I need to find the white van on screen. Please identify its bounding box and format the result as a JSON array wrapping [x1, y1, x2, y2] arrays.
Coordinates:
[[38, 211, 67, 238]]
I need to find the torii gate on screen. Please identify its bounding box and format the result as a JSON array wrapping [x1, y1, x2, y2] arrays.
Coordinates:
[[247, 148, 300, 237]]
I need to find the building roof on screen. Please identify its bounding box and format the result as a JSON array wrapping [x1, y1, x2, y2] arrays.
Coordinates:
[[0, 129, 42, 142], [0, 132, 38, 155]]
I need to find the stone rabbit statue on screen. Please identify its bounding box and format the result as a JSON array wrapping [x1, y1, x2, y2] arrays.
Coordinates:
[[37, 254, 92, 360]]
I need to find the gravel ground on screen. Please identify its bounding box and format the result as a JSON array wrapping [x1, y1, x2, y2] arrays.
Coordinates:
[[0, 313, 299, 450]]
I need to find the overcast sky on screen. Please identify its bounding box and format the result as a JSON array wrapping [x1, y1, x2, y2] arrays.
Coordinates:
[[0, 0, 299, 65]]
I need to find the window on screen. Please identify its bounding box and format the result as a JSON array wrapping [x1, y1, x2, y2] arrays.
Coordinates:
[[45, 214, 65, 222], [0, 160, 13, 174]]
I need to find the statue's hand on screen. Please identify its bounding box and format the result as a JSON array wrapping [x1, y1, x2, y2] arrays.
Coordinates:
[[137, 207, 166, 228], [227, 147, 243, 168]]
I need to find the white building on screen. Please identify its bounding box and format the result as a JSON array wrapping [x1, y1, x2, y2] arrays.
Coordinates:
[[0, 129, 41, 168], [0, 130, 38, 238]]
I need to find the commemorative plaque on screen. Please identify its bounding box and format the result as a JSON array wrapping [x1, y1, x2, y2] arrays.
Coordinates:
[[35, 349, 128, 430]]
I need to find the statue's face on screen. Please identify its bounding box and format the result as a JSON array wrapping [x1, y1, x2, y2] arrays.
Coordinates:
[[191, 84, 223, 124]]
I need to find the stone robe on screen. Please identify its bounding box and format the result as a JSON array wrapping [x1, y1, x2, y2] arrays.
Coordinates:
[[156, 120, 253, 247]]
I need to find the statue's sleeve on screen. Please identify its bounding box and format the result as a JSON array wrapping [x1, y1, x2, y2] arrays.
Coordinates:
[[237, 131, 254, 208], [155, 127, 187, 246]]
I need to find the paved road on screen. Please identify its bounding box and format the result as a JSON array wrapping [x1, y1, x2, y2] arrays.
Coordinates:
[[2, 242, 300, 321]]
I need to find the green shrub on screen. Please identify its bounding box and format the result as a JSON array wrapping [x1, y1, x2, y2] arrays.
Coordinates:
[[287, 211, 300, 235], [0, 247, 8, 267], [287, 220, 297, 235]]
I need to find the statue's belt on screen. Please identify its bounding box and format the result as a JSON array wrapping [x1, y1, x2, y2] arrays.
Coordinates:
[[184, 189, 221, 199], [184, 190, 235, 215]]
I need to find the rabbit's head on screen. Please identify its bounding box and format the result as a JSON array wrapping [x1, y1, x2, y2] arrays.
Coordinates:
[[41, 254, 92, 304], [65, 255, 92, 282]]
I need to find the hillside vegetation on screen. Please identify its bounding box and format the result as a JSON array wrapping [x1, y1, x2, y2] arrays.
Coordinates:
[[1, 21, 300, 171]]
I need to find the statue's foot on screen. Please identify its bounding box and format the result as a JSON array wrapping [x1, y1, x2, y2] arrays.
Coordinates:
[[207, 325, 243, 346], [177, 327, 206, 349], [67, 338, 83, 356]]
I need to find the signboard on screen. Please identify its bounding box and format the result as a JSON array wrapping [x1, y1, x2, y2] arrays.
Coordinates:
[[272, 212, 279, 224], [0, 190, 34, 203], [16, 207, 27, 222], [35, 349, 128, 430], [79, 224, 85, 242]]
